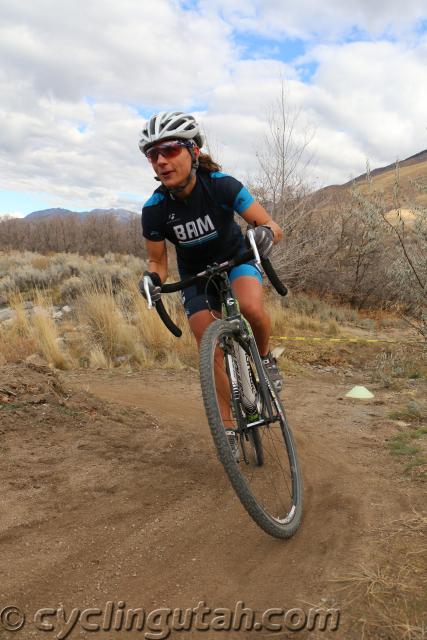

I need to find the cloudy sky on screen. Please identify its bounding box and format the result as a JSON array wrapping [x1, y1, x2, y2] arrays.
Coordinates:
[[1, 0, 427, 217]]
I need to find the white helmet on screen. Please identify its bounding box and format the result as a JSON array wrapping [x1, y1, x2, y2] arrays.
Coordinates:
[[138, 111, 203, 153]]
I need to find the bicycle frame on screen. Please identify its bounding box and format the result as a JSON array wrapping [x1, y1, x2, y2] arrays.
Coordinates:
[[214, 269, 278, 434], [141, 227, 283, 430], [140, 232, 302, 538]]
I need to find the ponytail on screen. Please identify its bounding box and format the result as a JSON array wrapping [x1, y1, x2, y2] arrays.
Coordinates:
[[197, 152, 221, 173]]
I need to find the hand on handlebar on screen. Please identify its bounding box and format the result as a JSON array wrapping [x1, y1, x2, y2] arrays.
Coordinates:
[[139, 271, 162, 304], [247, 225, 274, 259]]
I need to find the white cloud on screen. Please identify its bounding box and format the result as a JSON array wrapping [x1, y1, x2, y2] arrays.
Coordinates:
[[303, 40, 427, 166], [201, 0, 427, 39], [197, 37, 427, 186], [0, 0, 234, 105], [0, 97, 154, 210], [0, 0, 427, 211], [0, 0, 234, 209]]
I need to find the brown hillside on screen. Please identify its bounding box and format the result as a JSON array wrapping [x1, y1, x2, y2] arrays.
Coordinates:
[[313, 149, 427, 211]]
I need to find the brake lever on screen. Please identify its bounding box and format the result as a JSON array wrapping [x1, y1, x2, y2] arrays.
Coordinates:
[[247, 228, 261, 267], [143, 275, 154, 309]]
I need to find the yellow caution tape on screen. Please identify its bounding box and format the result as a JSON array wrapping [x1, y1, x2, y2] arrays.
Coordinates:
[[272, 335, 422, 345]]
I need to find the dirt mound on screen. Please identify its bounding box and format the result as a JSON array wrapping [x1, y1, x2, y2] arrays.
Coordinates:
[[0, 362, 162, 551], [0, 361, 158, 437], [0, 360, 67, 404]]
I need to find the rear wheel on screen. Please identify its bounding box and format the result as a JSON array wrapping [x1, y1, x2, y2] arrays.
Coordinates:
[[199, 319, 303, 539]]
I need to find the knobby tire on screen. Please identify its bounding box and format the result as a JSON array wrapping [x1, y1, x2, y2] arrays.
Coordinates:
[[199, 319, 303, 539]]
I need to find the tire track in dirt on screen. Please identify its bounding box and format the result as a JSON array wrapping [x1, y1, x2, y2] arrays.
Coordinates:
[[2, 366, 422, 639], [65, 372, 415, 628]]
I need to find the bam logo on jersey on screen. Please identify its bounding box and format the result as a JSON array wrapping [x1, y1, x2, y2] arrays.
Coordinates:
[[173, 214, 218, 246]]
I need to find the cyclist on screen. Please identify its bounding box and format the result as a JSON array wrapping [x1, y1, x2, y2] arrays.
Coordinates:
[[139, 111, 284, 449]]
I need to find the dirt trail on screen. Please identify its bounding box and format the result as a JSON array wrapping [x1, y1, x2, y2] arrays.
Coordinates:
[[0, 363, 425, 639]]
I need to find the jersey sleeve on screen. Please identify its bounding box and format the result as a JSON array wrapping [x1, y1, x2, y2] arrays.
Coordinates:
[[141, 191, 166, 241], [210, 172, 255, 214]]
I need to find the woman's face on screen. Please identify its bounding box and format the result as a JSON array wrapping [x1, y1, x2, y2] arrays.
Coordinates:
[[148, 140, 199, 190]]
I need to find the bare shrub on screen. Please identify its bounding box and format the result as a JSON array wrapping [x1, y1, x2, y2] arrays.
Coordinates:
[[0, 251, 147, 304], [60, 276, 85, 301], [0, 213, 145, 257], [302, 165, 426, 337]]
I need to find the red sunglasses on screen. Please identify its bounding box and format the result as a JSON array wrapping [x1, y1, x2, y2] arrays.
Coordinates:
[[145, 140, 193, 163]]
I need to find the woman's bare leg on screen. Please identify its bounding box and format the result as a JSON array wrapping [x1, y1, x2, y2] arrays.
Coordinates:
[[230, 276, 271, 356], [187, 310, 234, 427]]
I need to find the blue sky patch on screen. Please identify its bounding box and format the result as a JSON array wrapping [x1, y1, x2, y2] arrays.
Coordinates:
[[177, 0, 199, 11], [0, 190, 51, 216], [234, 32, 306, 63], [414, 18, 427, 36], [137, 106, 157, 119], [296, 61, 319, 82], [342, 25, 373, 43], [136, 103, 208, 118], [118, 191, 142, 201]]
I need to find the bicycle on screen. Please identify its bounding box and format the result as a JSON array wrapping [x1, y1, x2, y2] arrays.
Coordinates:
[[141, 230, 303, 538]]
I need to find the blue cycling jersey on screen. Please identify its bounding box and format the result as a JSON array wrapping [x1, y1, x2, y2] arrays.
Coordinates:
[[141, 171, 254, 275]]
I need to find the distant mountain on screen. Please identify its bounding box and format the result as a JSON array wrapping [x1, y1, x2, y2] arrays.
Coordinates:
[[25, 207, 138, 221], [26, 208, 72, 219], [345, 148, 427, 185], [312, 148, 427, 210]]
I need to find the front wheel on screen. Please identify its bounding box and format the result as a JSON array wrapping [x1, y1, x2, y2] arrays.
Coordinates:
[[199, 319, 303, 539]]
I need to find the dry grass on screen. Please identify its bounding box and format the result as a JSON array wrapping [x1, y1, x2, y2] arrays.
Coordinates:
[[0, 291, 69, 368], [76, 279, 143, 367], [31, 292, 69, 369], [0, 251, 419, 374], [71, 276, 197, 369], [330, 509, 427, 639], [0, 279, 414, 373], [0, 327, 35, 364], [30, 254, 49, 270], [0, 294, 35, 363], [369, 509, 427, 542], [265, 295, 343, 338], [332, 560, 427, 639], [359, 159, 427, 208], [126, 276, 196, 367], [9, 293, 31, 336], [31, 311, 69, 369], [372, 347, 427, 388], [88, 345, 109, 369]]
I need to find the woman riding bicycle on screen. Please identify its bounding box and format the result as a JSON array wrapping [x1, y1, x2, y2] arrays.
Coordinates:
[[140, 111, 284, 438]]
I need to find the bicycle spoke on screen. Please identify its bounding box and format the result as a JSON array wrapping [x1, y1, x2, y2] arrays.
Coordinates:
[[241, 425, 295, 521], [231, 353, 297, 522]]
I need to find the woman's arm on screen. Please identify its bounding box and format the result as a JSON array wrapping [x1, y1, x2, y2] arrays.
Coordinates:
[[239, 201, 283, 244], [145, 239, 168, 283]]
